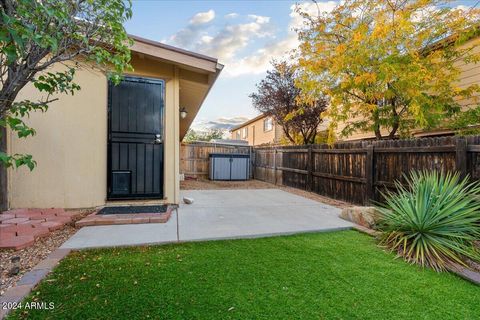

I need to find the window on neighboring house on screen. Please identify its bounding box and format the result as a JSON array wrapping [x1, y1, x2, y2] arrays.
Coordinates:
[[242, 127, 248, 139], [236, 131, 241, 139], [264, 117, 273, 132]]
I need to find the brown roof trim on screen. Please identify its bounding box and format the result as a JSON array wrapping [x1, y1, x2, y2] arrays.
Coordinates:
[[422, 25, 480, 54], [230, 113, 268, 132], [129, 34, 219, 63]]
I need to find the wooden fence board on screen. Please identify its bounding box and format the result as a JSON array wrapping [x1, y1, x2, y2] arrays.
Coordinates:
[[253, 135, 480, 205]]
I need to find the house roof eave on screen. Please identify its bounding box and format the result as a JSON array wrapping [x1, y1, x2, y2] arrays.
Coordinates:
[[230, 113, 268, 132], [129, 34, 220, 74]]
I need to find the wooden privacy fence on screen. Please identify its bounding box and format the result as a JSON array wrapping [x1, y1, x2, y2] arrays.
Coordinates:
[[253, 135, 480, 205], [181, 142, 253, 179]]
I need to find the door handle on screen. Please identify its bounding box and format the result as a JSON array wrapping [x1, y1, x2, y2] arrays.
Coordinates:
[[154, 134, 162, 144]]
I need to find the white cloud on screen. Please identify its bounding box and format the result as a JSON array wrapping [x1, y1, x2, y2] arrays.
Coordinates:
[[225, 35, 297, 76], [225, 13, 238, 19], [192, 116, 251, 131], [166, 10, 215, 48], [200, 35, 213, 44], [223, 2, 339, 76], [225, 2, 338, 76], [167, 12, 274, 75], [248, 14, 271, 24], [165, 2, 340, 77], [189, 9, 215, 25], [198, 18, 273, 61]]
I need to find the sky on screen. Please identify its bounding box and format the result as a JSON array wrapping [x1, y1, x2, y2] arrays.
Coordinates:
[[125, 0, 477, 133]]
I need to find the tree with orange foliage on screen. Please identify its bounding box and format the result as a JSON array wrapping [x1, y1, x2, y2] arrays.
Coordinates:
[[296, 0, 480, 141]]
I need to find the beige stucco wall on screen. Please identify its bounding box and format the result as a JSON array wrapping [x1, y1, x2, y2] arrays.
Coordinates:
[[8, 54, 180, 208], [231, 116, 281, 146]]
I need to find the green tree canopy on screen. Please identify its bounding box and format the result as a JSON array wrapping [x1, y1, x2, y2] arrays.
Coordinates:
[[183, 128, 226, 143], [0, 0, 132, 169]]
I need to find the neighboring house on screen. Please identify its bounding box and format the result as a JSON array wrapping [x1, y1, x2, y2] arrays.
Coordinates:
[[8, 35, 223, 209], [230, 114, 283, 146]]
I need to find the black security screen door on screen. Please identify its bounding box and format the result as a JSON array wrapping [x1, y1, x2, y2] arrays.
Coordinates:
[[107, 76, 164, 200]]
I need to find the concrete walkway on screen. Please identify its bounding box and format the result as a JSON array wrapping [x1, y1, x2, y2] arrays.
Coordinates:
[[61, 189, 353, 249]]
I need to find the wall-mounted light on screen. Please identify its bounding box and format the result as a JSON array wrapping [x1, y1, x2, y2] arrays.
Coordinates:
[[180, 107, 188, 119]]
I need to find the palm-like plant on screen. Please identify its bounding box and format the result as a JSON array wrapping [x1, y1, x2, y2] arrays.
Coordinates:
[[376, 170, 480, 271]]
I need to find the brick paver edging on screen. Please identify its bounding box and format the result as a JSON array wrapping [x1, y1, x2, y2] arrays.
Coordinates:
[[0, 209, 81, 250], [352, 225, 480, 286], [0, 248, 71, 319]]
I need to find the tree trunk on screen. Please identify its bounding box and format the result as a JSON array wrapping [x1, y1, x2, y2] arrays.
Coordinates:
[[372, 108, 382, 139], [0, 99, 12, 211], [282, 126, 296, 144], [310, 131, 317, 144], [373, 123, 382, 139], [388, 120, 399, 139], [0, 126, 8, 211]]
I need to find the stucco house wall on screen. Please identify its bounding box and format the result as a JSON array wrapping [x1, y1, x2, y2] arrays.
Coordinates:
[[231, 115, 282, 146], [7, 36, 222, 209], [7, 54, 179, 209]]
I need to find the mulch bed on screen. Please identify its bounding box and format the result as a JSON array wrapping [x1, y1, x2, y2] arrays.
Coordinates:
[[0, 209, 93, 296]]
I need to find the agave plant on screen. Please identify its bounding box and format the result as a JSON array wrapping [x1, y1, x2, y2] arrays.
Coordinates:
[[376, 170, 480, 272]]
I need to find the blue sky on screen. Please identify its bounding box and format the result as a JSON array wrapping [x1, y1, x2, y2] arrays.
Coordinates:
[[125, 0, 477, 132]]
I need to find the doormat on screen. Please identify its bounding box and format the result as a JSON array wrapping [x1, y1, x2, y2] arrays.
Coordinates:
[[97, 205, 168, 215]]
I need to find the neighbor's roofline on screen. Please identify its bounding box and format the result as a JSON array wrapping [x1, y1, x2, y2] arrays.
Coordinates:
[[230, 113, 269, 132], [422, 25, 480, 54], [129, 34, 220, 64]]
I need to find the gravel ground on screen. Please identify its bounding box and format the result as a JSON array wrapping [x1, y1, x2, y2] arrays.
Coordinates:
[[275, 185, 351, 209], [0, 209, 94, 296], [180, 178, 276, 190], [181, 178, 351, 209]]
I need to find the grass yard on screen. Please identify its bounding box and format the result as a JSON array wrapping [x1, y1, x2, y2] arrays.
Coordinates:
[[8, 230, 480, 319]]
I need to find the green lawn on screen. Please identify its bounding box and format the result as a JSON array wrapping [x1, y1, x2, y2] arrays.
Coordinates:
[[8, 231, 480, 319]]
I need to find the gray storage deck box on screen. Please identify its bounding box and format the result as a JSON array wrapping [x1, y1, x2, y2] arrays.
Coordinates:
[[209, 153, 250, 181]]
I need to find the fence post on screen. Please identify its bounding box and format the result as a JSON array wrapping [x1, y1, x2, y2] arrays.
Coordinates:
[[365, 145, 374, 204], [273, 147, 277, 185], [250, 146, 254, 179], [306, 145, 313, 191], [455, 137, 468, 179]]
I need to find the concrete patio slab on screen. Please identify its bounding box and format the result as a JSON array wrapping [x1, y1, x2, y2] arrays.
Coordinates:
[[61, 221, 178, 249], [61, 189, 353, 249], [178, 189, 352, 241]]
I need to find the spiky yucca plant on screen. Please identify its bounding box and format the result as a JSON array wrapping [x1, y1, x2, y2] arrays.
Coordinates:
[[376, 171, 480, 271]]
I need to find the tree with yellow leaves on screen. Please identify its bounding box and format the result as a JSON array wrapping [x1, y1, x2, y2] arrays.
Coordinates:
[[296, 0, 480, 141]]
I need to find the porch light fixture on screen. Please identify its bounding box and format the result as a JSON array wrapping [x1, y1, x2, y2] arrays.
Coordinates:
[[180, 107, 188, 119]]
